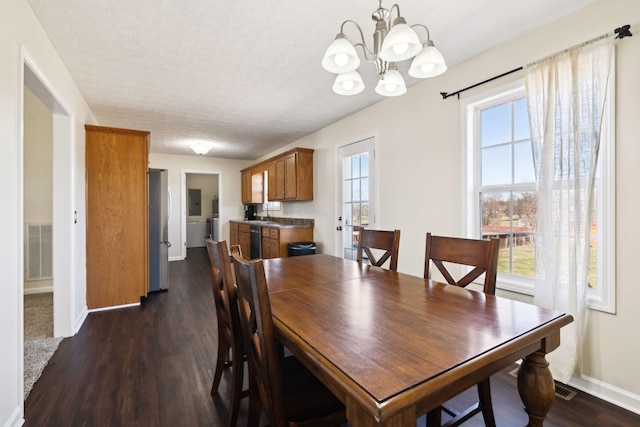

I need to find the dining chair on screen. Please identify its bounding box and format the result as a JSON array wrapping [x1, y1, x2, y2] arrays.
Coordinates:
[[231, 249, 346, 427], [423, 232, 500, 427], [205, 238, 246, 427], [355, 226, 401, 271]]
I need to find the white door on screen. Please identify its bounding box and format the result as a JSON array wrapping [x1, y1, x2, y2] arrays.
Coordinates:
[[338, 137, 375, 260]]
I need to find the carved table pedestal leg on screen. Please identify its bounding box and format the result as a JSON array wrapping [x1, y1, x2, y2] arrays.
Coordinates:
[[517, 351, 555, 427]]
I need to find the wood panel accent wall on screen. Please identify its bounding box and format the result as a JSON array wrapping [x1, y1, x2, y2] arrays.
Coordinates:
[[85, 125, 149, 309]]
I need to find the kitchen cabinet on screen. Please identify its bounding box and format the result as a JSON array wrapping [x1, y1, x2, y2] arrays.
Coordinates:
[[230, 221, 239, 247], [261, 227, 280, 259], [238, 223, 251, 258], [267, 149, 313, 201], [85, 125, 149, 309], [261, 226, 313, 258], [241, 168, 265, 204], [243, 147, 314, 202]]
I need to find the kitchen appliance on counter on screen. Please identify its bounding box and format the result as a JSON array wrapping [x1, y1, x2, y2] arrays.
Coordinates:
[[149, 169, 171, 292], [244, 204, 257, 221]]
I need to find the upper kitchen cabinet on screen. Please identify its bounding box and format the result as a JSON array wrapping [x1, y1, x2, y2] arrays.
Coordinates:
[[269, 148, 314, 201], [241, 169, 265, 204], [85, 125, 149, 309], [242, 147, 314, 202]]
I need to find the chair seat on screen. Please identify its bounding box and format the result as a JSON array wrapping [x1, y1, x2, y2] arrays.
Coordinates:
[[282, 356, 345, 425]]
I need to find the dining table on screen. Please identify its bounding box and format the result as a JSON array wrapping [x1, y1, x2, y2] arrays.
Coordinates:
[[262, 254, 574, 427]]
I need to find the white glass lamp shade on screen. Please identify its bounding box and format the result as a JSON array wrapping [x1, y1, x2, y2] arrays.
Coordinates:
[[322, 35, 360, 74], [375, 69, 407, 97], [408, 42, 447, 78], [332, 71, 365, 95], [379, 20, 422, 62], [192, 143, 210, 155]]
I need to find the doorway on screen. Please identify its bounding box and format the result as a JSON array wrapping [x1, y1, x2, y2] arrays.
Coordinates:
[[22, 60, 75, 337], [181, 171, 221, 259], [337, 137, 376, 260], [21, 58, 75, 401]]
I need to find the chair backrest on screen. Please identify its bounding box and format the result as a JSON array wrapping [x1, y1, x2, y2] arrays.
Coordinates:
[[231, 250, 287, 426], [355, 226, 401, 271], [424, 233, 500, 295], [206, 238, 241, 349]]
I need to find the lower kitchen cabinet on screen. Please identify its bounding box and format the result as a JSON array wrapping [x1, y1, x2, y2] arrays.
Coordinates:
[[229, 221, 250, 257], [261, 226, 313, 259], [238, 223, 251, 258], [230, 222, 239, 247], [230, 221, 313, 259]]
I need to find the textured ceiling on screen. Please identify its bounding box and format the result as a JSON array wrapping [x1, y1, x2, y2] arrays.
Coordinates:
[[26, 0, 592, 160]]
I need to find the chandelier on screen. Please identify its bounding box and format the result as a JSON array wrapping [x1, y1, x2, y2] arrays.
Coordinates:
[[321, 0, 447, 97]]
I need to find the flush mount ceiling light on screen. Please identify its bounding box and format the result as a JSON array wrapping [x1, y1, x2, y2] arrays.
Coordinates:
[[322, 0, 447, 97], [191, 143, 210, 156]]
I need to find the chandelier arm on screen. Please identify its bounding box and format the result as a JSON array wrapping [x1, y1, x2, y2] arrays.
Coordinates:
[[339, 20, 374, 57], [410, 24, 431, 42], [353, 43, 376, 61], [388, 4, 401, 25]]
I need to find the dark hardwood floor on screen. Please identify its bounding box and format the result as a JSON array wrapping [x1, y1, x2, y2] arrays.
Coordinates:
[[25, 248, 640, 426]]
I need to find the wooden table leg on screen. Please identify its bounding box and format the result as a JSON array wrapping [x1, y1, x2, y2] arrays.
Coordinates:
[[517, 351, 555, 427]]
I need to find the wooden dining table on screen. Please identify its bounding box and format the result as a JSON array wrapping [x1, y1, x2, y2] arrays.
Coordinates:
[[262, 254, 573, 427]]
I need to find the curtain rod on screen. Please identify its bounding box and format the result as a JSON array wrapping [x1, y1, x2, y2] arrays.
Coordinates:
[[440, 24, 633, 100]]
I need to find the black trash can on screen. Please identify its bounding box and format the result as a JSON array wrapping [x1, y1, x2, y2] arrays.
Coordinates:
[[287, 242, 316, 257]]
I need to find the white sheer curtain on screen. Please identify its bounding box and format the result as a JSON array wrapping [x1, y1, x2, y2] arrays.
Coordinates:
[[524, 38, 613, 384]]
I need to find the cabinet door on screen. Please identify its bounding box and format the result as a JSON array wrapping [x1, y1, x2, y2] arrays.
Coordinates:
[[269, 229, 280, 258], [241, 170, 252, 204], [251, 171, 264, 204], [239, 232, 250, 259], [284, 152, 297, 199], [230, 222, 239, 246], [268, 162, 277, 201], [275, 158, 286, 200], [262, 238, 272, 259]]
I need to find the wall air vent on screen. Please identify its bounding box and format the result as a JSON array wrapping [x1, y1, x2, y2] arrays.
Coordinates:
[[25, 223, 53, 281]]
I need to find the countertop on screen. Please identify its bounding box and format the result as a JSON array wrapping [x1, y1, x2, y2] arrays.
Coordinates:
[[230, 218, 314, 229]]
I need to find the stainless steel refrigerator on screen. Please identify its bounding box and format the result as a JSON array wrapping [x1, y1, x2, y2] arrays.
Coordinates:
[[149, 169, 171, 292]]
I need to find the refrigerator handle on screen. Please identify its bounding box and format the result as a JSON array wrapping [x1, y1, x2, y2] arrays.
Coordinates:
[[167, 187, 172, 225]]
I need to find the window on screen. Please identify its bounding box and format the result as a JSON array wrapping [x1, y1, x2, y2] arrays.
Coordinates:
[[463, 80, 615, 312]]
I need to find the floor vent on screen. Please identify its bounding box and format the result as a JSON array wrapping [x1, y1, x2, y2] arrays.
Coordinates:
[[508, 368, 577, 401]]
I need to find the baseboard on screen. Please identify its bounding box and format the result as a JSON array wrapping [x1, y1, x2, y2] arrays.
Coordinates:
[[74, 306, 88, 334], [169, 256, 184, 261], [23, 286, 53, 295], [3, 406, 24, 427], [569, 373, 640, 415], [88, 302, 140, 313]]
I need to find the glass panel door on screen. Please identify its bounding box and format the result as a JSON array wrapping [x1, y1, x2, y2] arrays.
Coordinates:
[[338, 138, 375, 260]]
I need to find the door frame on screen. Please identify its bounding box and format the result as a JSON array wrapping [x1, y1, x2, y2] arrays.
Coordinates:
[[334, 134, 379, 257], [180, 169, 222, 259], [21, 50, 77, 338]]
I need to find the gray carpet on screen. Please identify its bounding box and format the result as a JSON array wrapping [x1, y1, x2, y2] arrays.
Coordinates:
[[24, 293, 63, 400]]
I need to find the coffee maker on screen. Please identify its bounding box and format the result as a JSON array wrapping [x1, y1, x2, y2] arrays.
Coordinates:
[[244, 204, 257, 221]]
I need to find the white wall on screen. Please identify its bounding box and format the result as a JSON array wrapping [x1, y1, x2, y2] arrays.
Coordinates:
[[256, 0, 640, 412], [149, 153, 251, 260], [1, 0, 96, 424]]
